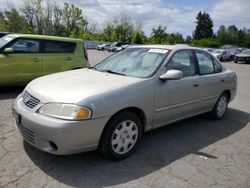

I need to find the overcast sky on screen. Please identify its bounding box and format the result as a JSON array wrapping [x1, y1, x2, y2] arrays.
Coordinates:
[[1, 0, 250, 36]]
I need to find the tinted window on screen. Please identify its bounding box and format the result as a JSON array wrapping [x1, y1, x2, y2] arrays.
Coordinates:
[[10, 39, 40, 53], [196, 50, 214, 75], [43, 41, 76, 53], [166, 50, 195, 77]]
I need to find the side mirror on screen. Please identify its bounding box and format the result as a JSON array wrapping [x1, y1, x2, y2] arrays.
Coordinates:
[[160, 69, 183, 81], [3, 48, 13, 54]]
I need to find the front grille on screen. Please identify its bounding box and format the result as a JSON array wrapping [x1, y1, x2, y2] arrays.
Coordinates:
[[16, 123, 35, 144], [238, 57, 245, 61], [22, 91, 40, 109]]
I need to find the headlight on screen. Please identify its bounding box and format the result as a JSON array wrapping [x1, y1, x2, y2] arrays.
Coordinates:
[[38, 103, 91, 120]]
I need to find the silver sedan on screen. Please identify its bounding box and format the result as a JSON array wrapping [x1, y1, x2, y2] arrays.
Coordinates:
[[13, 45, 237, 160]]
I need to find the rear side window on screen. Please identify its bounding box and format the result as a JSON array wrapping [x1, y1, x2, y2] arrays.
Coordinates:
[[10, 39, 40, 53], [43, 40, 76, 53], [195, 50, 214, 75], [214, 59, 222, 73]]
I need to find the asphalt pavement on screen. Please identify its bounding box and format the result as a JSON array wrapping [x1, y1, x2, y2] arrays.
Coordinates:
[[0, 50, 249, 188]]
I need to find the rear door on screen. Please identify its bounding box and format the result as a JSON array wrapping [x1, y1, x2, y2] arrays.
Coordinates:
[[41, 40, 76, 75], [195, 50, 225, 110]]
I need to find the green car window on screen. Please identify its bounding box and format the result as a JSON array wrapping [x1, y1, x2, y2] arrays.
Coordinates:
[[10, 39, 40, 53]]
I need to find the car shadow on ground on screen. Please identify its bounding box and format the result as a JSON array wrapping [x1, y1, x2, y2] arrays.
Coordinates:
[[24, 108, 249, 187], [0, 86, 24, 100]]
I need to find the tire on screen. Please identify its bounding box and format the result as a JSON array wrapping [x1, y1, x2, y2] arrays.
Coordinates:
[[99, 111, 143, 160], [219, 57, 223, 62], [209, 93, 229, 120]]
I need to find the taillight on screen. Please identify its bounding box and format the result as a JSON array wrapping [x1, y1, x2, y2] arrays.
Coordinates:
[[83, 45, 88, 61]]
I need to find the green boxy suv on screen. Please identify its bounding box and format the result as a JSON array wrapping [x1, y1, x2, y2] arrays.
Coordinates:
[[0, 34, 89, 86]]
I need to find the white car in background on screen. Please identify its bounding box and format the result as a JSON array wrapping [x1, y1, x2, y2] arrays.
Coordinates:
[[96, 43, 110, 51], [115, 44, 130, 52]]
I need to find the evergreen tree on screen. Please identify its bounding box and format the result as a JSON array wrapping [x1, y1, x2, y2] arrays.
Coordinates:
[[193, 11, 213, 39], [132, 31, 143, 44]]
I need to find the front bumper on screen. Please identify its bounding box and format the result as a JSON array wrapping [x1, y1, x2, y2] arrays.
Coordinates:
[[13, 96, 109, 155], [235, 57, 250, 63]]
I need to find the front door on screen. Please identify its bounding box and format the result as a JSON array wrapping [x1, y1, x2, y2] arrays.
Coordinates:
[[0, 38, 42, 86], [154, 49, 201, 128]]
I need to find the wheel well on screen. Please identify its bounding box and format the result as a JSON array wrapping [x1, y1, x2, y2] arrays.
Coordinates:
[[110, 107, 146, 130], [98, 107, 146, 146], [73, 67, 81, 70], [223, 90, 231, 101]]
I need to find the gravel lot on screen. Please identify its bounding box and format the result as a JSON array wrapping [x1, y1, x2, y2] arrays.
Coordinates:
[[0, 50, 250, 188]]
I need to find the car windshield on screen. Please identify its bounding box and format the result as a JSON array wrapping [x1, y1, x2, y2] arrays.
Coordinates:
[[94, 48, 168, 78], [241, 50, 250, 54], [214, 50, 224, 53], [110, 42, 118, 47], [0, 36, 14, 49]]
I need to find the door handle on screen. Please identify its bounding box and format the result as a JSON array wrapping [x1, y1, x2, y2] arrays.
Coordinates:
[[65, 57, 72, 61], [221, 79, 225, 82], [33, 58, 40, 62], [193, 83, 199, 87]]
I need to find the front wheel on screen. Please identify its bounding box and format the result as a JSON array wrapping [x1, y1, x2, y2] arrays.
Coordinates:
[[99, 112, 143, 160], [209, 93, 229, 120]]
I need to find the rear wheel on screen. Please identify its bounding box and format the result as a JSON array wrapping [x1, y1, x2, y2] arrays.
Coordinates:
[[209, 93, 229, 120], [99, 112, 143, 160]]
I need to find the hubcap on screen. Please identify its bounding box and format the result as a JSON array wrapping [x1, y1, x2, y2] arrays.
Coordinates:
[[217, 96, 227, 117], [111, 120, 138, 155]]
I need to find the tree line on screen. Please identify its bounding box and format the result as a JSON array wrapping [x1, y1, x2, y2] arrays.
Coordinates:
[[0, 0, 250, 47]]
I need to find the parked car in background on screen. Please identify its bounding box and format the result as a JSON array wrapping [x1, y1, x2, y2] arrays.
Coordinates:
[[0, 34, 89, 87], [13, 45, 237, 160], [0, 32, 10, 38], [108, 42, 123, 52], [96, 43, 110, 51], [203, 48, 215, 53], [115, 44, 130, 52], [212, 49, 231, 62], [234, 49, 250, 64], [229, 48, 244, 60]]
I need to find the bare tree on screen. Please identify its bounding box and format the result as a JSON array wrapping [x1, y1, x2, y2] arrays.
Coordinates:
[[21, 0, 34, 28]]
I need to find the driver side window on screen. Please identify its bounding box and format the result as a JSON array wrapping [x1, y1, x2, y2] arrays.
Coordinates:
[[166, 50, 195, 77], [10, 39, 40, 53]]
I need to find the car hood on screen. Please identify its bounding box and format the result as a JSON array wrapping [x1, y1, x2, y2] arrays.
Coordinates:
[[98, 44, 105, 47], [25, 69, 142, 103], [212, 53, 222, 56], [236, 54, 250, 57]]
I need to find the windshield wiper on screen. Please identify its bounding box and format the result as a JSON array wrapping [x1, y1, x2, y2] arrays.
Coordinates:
[[102, 69, 126, 76], [88, 66, 98, 70]]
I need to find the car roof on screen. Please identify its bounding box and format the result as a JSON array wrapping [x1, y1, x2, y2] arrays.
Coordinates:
[[129, 44, 203, 51], [6, 34, 83, 42]]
